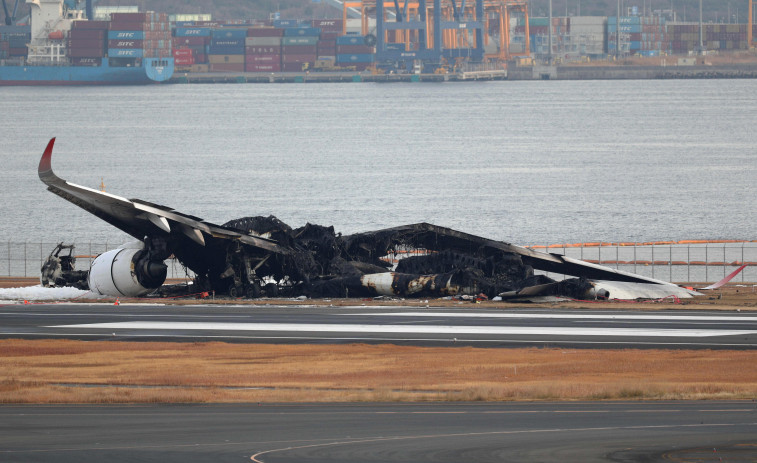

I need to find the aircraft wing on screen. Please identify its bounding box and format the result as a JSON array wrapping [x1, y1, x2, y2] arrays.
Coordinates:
[[344, 222, 668, 285], [38, 138, 287, 254]]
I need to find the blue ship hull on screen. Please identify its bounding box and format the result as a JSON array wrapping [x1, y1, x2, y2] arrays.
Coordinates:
[[0, 58, 174, 85]]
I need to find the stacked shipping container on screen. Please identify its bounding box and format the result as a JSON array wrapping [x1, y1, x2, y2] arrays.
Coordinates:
[[0, 25, 31, 59], [208, 28, 246, 72], [173, 26, 211, 68], [667, 23, 750, 54], [608, 16, 666, 56], [108, 12, 171, 61], [281, 27, 320, 71], [246, 27, 282, 72], [335, 35, 374, 70], [69, 21, 108, 65]]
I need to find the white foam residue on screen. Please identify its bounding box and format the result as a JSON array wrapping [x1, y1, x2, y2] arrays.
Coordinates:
[[0, 285, 91, 302]]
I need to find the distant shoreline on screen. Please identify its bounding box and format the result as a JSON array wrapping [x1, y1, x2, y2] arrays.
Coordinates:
[[167, 63, 757, 83]]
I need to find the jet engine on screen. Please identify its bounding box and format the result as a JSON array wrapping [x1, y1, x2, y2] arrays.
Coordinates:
[[88, 242, 167, 297]]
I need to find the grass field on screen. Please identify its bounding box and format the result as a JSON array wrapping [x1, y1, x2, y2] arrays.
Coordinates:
[[2, 339, 756, 404]]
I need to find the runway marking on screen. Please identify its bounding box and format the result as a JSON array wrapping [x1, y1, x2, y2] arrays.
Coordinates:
[[249, 422, 757, 462], [48, 321, 757, 338], [352, 312, 757, 322]]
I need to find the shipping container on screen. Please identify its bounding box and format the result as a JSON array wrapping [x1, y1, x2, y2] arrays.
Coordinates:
[[336, 35, 367, 45], [336, 44, 374, 54], [110, 12, 151, 22], [108, 30, 145, 40], [281, 61, 312, 71], [175, 27, 211, 37], [108, 39, 142, 49], [281, 45, 317, 54], [247, 27, 284, 37], [208, 54, 245, 64], [108, 48, 143, 58], [281, 36, 318, 45], [273, 19, 299, 28], [69, 29, 105, 40], [209, 63, 245, 72], [245, 37, 281, 46], [67, 47, 105, 58], [71, 57, 102, 66], [173, 48, 193, 57], [246, 63, 281, 72], [283, 27, 321, 37], [173, 36, 208, 46], [281, 54, 317, 63], [245, 53, 280, 63], [208, 45, 245, 55], [336, 53, 374, 63], [174, 56, 194, 66], [67, 38, 106, 49], [311, 19, 343, 32], [71, 20, 109, 30], [245, 45, 280, 54], [211, 28, 247, 39], [211, 38, 245, 47]]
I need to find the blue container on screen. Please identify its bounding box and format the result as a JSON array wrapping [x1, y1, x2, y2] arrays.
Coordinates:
[[108, 30, 145, 40], [211, 29, 247, 39], [629, 41, 642, 50], [608, 16, 641, 25], [210, 38, 245, 47], [336, 35, 365, 45], [108, 48, 143, 58], [336, 53, 374, 63], [208, 45, 245, 55], [174, 21, 195, 27], [175, 27, 211, 37], [385, 43, 406, 51], [284, 27, 321, 37], [273, 19, 299, 28]]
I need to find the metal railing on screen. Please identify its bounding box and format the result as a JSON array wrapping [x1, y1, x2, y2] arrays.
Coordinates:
[[0, 241, 192, 281], [1, 240, 755, 284]]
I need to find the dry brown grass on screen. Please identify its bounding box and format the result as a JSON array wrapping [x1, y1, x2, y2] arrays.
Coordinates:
[[1, 339, 756, 403]]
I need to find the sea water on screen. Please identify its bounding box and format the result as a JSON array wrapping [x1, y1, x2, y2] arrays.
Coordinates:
[[2, 79, 756, 247]]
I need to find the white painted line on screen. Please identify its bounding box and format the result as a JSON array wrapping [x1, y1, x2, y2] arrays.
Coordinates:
[[49, 321, 757, 338], [350, 312, 757, 322]]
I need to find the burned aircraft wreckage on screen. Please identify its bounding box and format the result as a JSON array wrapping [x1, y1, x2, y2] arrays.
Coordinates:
[[38, 138, 698, 301]]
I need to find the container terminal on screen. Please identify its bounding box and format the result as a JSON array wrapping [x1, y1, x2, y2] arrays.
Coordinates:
[[3, 0, 757, 83]]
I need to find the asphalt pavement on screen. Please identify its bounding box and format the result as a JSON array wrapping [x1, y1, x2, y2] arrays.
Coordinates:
[[1, 401, 756, 462], [2, 303, 757, 349]]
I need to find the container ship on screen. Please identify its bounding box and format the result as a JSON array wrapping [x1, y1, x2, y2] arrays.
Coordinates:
[[0, 0, 173, 85]]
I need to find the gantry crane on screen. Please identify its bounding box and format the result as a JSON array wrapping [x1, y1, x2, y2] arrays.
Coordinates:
[[342, 0, 528, 70]]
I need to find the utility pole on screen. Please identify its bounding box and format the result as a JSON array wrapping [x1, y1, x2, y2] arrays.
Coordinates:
[[548, 0, 552, 64], [698, 0, 703, 55], [616, 0, 620, 60]]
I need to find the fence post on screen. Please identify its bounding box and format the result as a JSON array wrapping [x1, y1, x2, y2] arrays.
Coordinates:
[[6, 240, 9, 277], [705, 245, 709, 282], [687, 243, 690, 283], [24, 241, 27, 277], [652, 244, 655, 279]]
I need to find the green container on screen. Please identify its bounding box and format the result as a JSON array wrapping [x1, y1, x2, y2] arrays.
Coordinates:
[[352, 74, 362, 82]]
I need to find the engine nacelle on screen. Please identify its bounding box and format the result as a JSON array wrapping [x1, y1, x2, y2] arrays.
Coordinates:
[[88, 244, 167, 297]]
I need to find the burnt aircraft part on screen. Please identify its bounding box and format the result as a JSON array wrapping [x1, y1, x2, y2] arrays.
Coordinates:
[[40, 243, 88, 289], [39, 139, 697, 299]]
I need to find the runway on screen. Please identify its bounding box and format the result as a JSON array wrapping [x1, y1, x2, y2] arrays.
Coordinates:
[[1, 303, 757, 348], [1, 401, 755, 462]]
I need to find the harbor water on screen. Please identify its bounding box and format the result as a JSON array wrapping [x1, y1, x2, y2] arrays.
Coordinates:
[[2, 79, 756, 250]]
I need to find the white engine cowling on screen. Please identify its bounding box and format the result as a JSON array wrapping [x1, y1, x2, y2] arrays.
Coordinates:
[[88, 243, 167, 297]]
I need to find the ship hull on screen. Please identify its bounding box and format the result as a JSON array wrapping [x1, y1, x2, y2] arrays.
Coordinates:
[[0, 58, 174, 85]]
